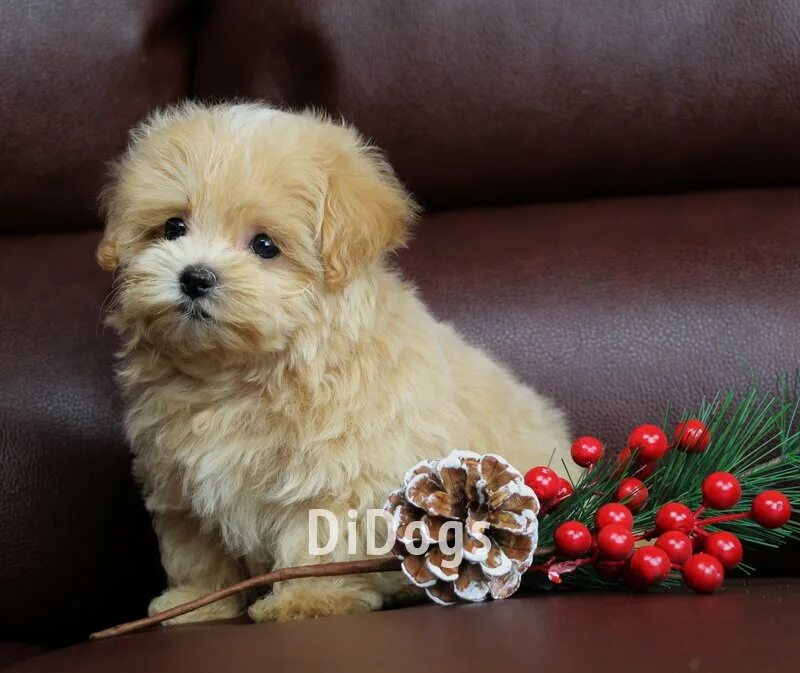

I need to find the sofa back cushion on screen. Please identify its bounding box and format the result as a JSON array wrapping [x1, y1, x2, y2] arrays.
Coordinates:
[[5, 0, 800, 229], [0, 0, 193, 234], [196, 0, 800, 210]]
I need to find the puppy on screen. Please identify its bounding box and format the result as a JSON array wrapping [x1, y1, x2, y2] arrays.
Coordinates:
[[98, 102, 571, 622]]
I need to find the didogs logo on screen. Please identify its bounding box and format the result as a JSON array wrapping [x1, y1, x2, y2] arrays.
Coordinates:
[[308, 509, 490, 568]]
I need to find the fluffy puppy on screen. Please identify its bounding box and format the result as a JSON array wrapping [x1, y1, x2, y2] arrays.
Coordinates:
[[98, 102, 570, 622]]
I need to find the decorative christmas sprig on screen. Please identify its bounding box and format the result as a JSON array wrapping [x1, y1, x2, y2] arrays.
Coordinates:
[[526, 380, 800, 591], [92, 379, 799, 640]]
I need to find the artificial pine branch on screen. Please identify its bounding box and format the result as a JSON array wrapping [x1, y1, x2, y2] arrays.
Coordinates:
[[529, 379, 800, 590]]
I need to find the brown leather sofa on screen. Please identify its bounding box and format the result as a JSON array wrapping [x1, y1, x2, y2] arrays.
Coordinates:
[[2, 1, 799, 671]]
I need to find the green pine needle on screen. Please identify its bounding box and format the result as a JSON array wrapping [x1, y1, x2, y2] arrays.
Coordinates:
[[528, 374, 800, 591]]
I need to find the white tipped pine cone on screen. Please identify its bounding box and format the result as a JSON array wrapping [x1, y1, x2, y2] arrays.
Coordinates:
[[384, 451, 539, 605]]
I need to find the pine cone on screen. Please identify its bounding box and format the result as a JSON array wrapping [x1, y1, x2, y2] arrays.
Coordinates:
[[384, 451, 539, 605]]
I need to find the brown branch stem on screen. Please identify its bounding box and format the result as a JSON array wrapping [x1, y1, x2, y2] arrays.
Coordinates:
[[90, 557, 401, 641], [92, 544, 562, 641]]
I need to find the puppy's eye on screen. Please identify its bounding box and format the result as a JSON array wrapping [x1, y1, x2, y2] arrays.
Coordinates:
[[250, 233, 280, 259], [164, 217, 186, 240]]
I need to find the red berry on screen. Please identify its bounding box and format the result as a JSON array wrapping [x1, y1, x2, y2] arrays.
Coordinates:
[[751, 490, 792, 528], [674, 419, 711, 453], [628, 546, 671, 586], [615, 477, 648, 511], [623, 566, 649, 591], [595, 503, 634, 530], [628, 424, 669, 462], [617, 446, 633, 465], [703, 531, 743, 569], [655, 503, 695, 534], [702, 472, 741, 509], [554, 521, 593, 558], [634, 459, 659, 479], [655, 531, 693, 564], [682, 553, 725, 593], [570, 436, 605, 468], [556, 477, 574, 499], [524, 466, 560, 501], [596, 523, 635, 560], [595, 560, 625, 579], [613, 447, 633, 477]]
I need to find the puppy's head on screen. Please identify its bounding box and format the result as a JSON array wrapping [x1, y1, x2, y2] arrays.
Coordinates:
[[99, 103, 416, 355]]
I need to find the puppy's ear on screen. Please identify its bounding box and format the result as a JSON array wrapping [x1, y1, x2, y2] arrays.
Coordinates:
[[320, 135, 417, 289], [96, 234, 118, 272], [96, 174, 121, 272]]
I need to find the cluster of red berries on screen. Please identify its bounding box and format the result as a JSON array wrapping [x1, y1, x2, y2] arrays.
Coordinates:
[[613, 419, 712, 511], [525, 420, 708, 514], [522, 467, 574, 511], [524, 419, 793, 593]]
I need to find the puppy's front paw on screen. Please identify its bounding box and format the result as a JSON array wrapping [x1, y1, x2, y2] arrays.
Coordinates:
[[149, 586, 243, 625], [248, 582, 382, 622]]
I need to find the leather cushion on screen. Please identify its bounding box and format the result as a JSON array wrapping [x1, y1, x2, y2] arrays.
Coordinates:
[[0, 231, 164, 646], [5, 579, 799, 673], [0, 642, 46, 671], [196, 0, 800, 210], [399, 187, 800, 451], [2, 188, 799, 645], [0, 0, 193, 234]]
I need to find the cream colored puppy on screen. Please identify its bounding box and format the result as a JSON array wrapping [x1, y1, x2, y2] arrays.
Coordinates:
[[98, 102, 570, 622]]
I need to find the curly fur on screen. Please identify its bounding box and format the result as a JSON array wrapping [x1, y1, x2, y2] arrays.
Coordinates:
[[99, 102, 571, 622]]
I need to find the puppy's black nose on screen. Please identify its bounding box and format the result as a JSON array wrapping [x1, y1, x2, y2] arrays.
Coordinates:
[[179, 265, 217, 299]]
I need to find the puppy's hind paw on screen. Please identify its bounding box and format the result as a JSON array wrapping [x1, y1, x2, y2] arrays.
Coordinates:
[[149, 585, 244, 625], [248, 583, 382, 622]]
